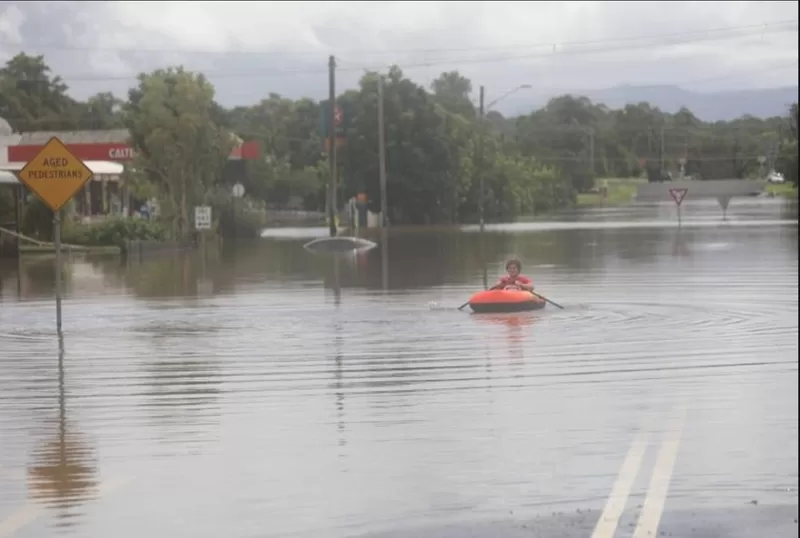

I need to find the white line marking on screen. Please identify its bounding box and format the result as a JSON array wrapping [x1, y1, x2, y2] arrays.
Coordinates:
[[0, 475, 134, 538], [591, 431, 650, 538], [632, 408, 686, 538]]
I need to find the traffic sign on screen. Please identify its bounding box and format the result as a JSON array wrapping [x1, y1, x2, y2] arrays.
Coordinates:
[[669, 188, 688, 206], [320, 101, 348, 138], [194, 206, 212, 230], [16, 137, 94, 212]]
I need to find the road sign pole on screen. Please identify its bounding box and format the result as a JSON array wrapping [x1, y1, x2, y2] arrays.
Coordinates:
[[54, 211, 63, 333], [669, 188, 689, 228], [14, 136, 94, 334]]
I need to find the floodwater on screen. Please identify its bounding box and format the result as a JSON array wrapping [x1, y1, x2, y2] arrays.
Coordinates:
[[0, 199, 798, 538]]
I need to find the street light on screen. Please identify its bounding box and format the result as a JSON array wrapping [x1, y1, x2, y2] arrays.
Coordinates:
[[485, 84, 532, 112], [477, 84, 532, 234]]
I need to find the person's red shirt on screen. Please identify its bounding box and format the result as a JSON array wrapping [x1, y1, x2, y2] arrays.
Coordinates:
[[497, 275, 533, 288]]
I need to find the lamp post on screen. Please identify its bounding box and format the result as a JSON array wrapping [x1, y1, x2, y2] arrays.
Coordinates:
[[477, 84, 532, 234]]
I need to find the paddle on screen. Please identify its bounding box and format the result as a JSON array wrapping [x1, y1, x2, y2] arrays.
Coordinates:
[[529, 290, 564, 310]]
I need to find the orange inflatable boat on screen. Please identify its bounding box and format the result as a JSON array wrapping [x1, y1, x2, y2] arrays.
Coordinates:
[[467, 289, 546, 313]]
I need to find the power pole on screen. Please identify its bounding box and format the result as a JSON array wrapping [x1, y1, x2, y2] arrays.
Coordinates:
[[327, 55, 337, 237], [378, 75, 388, 228], [659, 125, 665, 180], [478, 85, 485, 234]]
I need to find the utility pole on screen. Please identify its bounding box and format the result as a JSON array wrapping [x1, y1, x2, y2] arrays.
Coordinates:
[[478, 85, 485, 234], [378, 75, 387, 228], [659, 125, 665, 180], [327, 55, 337, 237]]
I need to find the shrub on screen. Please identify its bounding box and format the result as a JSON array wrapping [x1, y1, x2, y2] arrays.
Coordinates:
[[62, 217, 167, 247]]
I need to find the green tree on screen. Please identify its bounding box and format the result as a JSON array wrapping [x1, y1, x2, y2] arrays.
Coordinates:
[[225, 94, 325, 209], [0, 53, 81, 131], [78, 92, 125, 130], [430, 70, 475, 118], [777, 102, 798, 186], [341, 67, 468, 224], [124, 67, 235, 240]]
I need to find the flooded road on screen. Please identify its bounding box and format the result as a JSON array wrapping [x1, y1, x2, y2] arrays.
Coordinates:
[[1, 199, 798, 538]]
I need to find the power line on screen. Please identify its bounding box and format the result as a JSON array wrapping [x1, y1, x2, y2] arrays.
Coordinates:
[[349, 24, 799, 74], [3, 23, 797, 83], [1, 20, 796, 58]]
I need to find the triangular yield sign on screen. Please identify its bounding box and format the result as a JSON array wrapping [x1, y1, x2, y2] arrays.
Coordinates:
[[669, 188, 688, 206]]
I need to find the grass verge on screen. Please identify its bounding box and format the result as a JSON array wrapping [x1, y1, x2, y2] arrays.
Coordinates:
[[765, 183, 798, 199], [576, 177, 646, 206]]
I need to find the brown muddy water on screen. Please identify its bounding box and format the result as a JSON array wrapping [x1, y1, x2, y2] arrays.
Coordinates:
[[0, 199, 798, 538]]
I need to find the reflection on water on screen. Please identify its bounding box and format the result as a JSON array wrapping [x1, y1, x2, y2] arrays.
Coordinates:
[[0, 198, 797, 538], [27, 338, 98, 528]]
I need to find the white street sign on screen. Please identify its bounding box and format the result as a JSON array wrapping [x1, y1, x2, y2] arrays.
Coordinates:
[[194, 205, 212, 230]]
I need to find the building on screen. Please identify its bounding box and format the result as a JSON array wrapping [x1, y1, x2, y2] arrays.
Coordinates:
[[0, 123, 260, 217]]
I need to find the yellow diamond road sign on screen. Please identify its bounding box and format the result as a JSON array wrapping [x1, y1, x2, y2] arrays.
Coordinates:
[[16, 137, 94, 212]]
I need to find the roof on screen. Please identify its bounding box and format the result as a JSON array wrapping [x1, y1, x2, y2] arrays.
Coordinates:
[[16, 128, 244, 146], [16, 129, 130, 145], [0, 170, 16, 185], [0, 160, 125, 183]]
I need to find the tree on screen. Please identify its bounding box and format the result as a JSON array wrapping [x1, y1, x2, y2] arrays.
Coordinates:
[[0, 53, 81, 131], [430, 70, 475, 118], [341, 67, 468, 224], [1, 51, 792, 235], [224, 94, 325, 209], [777, 102, 798, 186], [124, 67, 235, 240], [78, 92, 125, 130], [516, 95, 600, 192]]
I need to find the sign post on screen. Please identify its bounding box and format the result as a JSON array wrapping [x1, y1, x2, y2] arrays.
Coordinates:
[[669, 187, 688, 227], [194, 205, 212, 284], [15, 137, 94, 333], [717, 196, 732, 221], [232, 183, 245, 241]]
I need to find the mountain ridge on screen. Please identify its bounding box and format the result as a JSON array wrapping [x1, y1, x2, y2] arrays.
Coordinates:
[[508, 84, 798, 121]]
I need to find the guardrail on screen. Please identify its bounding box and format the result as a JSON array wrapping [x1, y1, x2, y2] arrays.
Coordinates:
[[635, 179, 766, 202]]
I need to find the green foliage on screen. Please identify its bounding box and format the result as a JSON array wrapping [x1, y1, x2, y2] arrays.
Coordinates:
[[124, 66, 236, 240], [0, 53, 125, 131], [62, 217, 167, 247], [1, 52, 796, 231], [0, 190, 14, 221], [20, 197, 57, 240], [777, 103, 798, 187], [205, 187, 267, 239]]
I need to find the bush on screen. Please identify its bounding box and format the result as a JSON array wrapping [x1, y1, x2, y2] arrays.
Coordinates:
[[20, 197, 58, 241], [62, 217, 167, 247], [206, 187, 267, 239]]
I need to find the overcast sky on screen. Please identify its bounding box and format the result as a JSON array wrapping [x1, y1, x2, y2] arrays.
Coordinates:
[[0, 1, 797, 113]]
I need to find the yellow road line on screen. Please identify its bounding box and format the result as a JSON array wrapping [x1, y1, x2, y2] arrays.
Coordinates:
[[632, 408, 686, 538], [590, 431, 650, 538]]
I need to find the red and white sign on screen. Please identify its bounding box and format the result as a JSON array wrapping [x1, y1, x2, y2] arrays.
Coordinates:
[[8, 140, 260, 163], [669, 188, 688, 206], [334, 105, 343, 126]]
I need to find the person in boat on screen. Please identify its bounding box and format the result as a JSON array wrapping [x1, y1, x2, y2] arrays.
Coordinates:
[[495, 259, 534, 291]]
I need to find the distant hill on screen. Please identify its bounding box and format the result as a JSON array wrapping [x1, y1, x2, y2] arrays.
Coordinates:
[[510, 85, 798, 122]]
